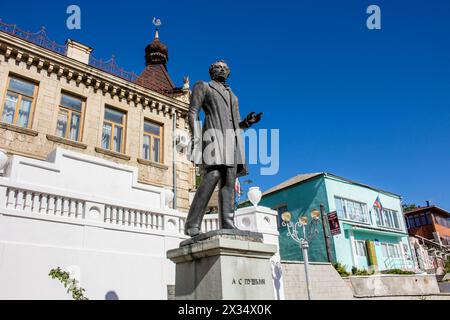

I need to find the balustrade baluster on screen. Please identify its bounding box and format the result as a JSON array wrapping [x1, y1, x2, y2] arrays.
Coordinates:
[[32, 193, 40, 213], [117, 208, 122, 225], [148, 214, 153, 229], [15, 190, 24, 210], [158, 215, 163, 230], [111, 207, 117, 224], [76, 201, 84, 219], [69, 200, 76, 218], [120, 209, 125, 225], [54, 197, 61, 215], [47, 196, 55, 215], [6, 189, 16, 208], [40, 195, 48, 214], [62, 199, 69, 217], [123, 209, 129, 225], [105, 206, 111, 223], [134, 211, 139, 227], [129, 210, 135, 227], [24, 192, 32, 211]]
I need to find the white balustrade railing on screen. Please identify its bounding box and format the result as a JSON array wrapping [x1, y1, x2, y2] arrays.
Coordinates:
[[1, 184, 219, 238], [202, 216, 220, 233], [0, 149, 229, 240], [175, 215, 220, 235], [104, 205, 165, 231], [5, 187, 85, 219]]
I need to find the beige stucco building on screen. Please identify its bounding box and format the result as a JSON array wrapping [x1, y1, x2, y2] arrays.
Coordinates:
[[0, 24, 195, 211]]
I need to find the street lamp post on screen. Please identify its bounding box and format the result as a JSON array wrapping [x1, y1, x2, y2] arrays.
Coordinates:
[[281, 209, 321, 300]]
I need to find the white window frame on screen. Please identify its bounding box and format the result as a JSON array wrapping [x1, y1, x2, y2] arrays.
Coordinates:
[[335, 197, 370, 224], [381, 243, 401, 259], [354, 240, 368, 257], [374, 207, 402, 231]]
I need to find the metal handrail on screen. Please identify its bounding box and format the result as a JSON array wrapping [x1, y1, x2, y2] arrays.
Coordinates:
[[384, 257, 415, 270]]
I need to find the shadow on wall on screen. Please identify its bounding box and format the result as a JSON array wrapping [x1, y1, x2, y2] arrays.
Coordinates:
[[272, 261, 283, 300], [105, 291, 120, 300]]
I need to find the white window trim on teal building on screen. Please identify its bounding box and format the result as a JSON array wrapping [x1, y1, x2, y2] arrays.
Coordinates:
[[354, 240, 368, 257], [374, 207, 403, 231], [348, 230, 358, 268], [335, 196, 370, 224]]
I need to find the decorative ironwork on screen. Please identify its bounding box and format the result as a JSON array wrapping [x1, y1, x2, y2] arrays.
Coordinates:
[[89, 55, 139, 82], [281, 210, 321, 300], [282, 213, 321, 245], [0, 19, 139, 83], [0, 19, 66, 55]]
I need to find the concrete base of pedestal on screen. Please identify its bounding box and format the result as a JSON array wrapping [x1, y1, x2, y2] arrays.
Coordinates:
[[167, 231, 277, 300]]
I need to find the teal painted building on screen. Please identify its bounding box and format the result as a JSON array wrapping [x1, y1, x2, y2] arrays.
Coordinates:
[[259, 173, 414, 273]]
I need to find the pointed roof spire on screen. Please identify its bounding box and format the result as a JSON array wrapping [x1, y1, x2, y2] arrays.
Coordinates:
[[137, 17, 175, 94], [152, 17, 162, 39], [144, 17, 168, 68]]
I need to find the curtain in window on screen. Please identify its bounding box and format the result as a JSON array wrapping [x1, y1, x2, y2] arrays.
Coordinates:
[[56, 110, 68, 138], [70, 113, 80, 141], [102, 123, 112, 149], [143, 135, 150, 160], [153, 138, 160, 163], [113, 126, 123, 153], [2, 92, 18, 124], [17, 97, 32, 128]]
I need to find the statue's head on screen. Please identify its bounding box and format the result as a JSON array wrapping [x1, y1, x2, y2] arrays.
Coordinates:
[[209, 60, 230, 82]]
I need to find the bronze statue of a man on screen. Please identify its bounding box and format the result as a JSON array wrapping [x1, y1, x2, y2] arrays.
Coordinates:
[[185, 60, 262, 237]]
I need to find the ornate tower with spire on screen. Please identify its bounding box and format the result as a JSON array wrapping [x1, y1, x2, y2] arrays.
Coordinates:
[[145, 28, 169, 68], [136, 18, 175, 95]]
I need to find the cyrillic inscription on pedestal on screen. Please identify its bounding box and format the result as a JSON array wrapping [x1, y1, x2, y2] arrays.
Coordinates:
[[167, 231, 277, 300]]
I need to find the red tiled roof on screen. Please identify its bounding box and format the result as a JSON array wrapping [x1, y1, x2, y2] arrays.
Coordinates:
[[135, 64, 175, 95]]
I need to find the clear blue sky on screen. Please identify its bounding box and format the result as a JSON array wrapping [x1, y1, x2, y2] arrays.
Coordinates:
[[2, 0, 449, 209]]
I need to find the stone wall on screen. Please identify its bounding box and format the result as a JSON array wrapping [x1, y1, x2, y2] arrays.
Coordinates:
[[281, 261, 354, 300], [345, 274, 441, 298]]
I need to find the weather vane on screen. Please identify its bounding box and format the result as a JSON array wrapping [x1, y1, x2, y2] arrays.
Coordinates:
[[152, 17, 162, 29]]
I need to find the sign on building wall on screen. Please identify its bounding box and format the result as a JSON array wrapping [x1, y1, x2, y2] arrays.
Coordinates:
[[328, 211, 341, 236]]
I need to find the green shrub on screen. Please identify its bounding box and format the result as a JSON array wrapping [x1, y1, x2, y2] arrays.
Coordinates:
[[382, 269, 415, 275], [352, 267, 375, 276], [444, 259, 450, 274], [49, 267, 89, 300], [333, 262, 350, 277]]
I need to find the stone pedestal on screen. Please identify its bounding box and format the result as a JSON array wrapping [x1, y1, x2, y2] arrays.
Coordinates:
[[167, 230, 277, 300]]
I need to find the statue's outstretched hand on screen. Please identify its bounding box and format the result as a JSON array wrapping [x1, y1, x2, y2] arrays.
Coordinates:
[[245, 112, 263, 127]]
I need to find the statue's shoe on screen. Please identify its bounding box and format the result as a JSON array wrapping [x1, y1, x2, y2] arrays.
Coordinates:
[[185, 227, 201, 237]]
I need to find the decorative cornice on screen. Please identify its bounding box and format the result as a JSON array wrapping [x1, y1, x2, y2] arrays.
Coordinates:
[[0, 31, 189, 119]]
